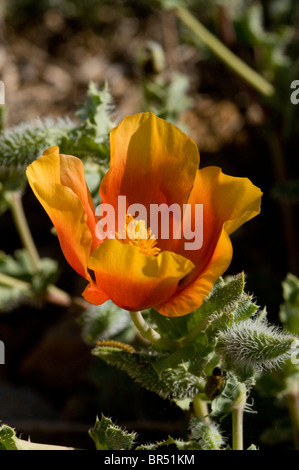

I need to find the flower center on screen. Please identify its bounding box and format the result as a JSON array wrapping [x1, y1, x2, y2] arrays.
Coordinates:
[[116, 214, 160, 257]]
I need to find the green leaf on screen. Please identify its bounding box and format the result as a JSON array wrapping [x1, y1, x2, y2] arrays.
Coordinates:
[[92, 343, 205, 400], [89, 415, 136, 450], [148, 273, 258, 377], [136, 435, 202, 451], [76, 82, 114, 138], [0, 425, 18, 450], [0, 116, 75, 169], [211, 374, 247, 417], [0, 83, 113, 208], [0, 424, 74, 450], [216, 318, 297, 376], [188, 416, 225, 450], [80, 301, 135, 345], [0, 249, 59, 312]]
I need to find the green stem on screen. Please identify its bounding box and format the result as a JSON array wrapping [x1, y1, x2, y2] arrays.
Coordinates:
[[0, 271, 30, 290], [179, 315, 215, 347], [193, 393, 209, 422], [130, 311, 177, 350], [5, 191, 85, 309], [8, 191, 41, 272], [0, 271, 81, 309], [231, 384, 246, 450], [174, 7, 275, 97]]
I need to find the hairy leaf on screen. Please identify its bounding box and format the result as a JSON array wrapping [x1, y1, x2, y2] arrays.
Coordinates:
[[89, 414, 136, 451], [92, 344, 205, 400], [216, 319, 296, 374]]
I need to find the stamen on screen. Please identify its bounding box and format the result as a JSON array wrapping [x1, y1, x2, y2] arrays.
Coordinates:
[[116, 215, 161, 256]]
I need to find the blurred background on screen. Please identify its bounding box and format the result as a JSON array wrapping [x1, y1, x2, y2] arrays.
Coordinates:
[[0, 0, 299, 449]]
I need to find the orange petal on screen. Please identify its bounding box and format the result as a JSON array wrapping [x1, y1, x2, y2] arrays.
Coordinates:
[[82, 281, 109, 305], [26, 147, 99, 278], [86, 239, 195, 311], [157, 167, 262, 317], [156, 228, 233, 317], [99, 112, 199, 238]]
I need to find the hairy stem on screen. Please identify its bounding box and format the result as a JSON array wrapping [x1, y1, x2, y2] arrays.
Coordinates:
[[8, 191, 41, 272], [130, 311, 177, 350], [175, 7, 275, 97]]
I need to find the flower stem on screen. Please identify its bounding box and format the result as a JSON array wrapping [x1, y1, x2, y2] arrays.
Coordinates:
[[193, 393, 209, 422], [5, 190, 86, 309], [8, 191, 41, 272], [0, 271, 78, 308], [231, 384, 247, 450], [130, 311, 177, 350], [174, 7, 275, 97], [0, 271, 30, 290]]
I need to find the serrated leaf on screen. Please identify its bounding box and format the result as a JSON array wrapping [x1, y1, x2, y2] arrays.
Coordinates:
[[189, 416, 225, 450], [0, 425, 18, 450], [89, 415, 136, 450], [92, 344, 204, 400], [76, 82, 114, 138], [0, 424, 74, 450], [136, 435, 202, 451]]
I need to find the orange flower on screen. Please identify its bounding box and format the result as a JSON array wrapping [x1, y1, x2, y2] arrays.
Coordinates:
[[26, 112, 262, 317]]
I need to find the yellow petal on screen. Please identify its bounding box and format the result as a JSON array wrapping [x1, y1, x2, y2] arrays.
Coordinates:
[[26, 147, 98, 277], [87, 239, 195, 311]]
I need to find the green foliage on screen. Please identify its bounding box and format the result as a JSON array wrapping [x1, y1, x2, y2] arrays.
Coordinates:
[[216, 318, 296, 377], [0, 117, 75, 168], [89, 414, 136, 451], [60, 82, 114, 162], [136, 435, 202, 451], [0, 424, 74, 450], [137, 414, 226, 450], [92, 273, 296, 409], [0, 83, 114, 213], [188, 416, 225, 450], [0, 249, 59, 312], [80, 301, 136, 345], [143, 71, 193, 127], [0, 425, 18, 450], [211, 373, 247, 416], [92, 342, 205, 400]]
